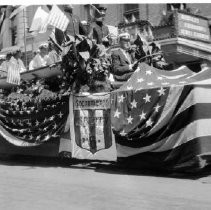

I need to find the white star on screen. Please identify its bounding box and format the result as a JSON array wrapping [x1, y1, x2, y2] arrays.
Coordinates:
[[127, 86, 133, 90], [127, 115, 133, 124], [49, 116, 55, 121], [35, 120, 39, 126], [139, 111, 146, 120], [146, 118, 153, 127], [131, 99, 137, 109], [147, 82, 154, 86], [19, 129, 24, 133], [43, 127, 48, 131], [146, 70, 152, 75], [157, 76, 163, 80], [137, 78, 144, 83], [44, 118, 48, 123], [118, 95, 125, 103], [52, 133, 59, 138], [120, 130, 127, 136], [143, 94, 151, 103], [154, 104, 161, 112], [58, 112, 63, 118], [114, 109, 121, 118], [27, 121, 32, 126], [157, 87, 166, 96], [36, 135, 41, 141], [44, 135, 50, 141]]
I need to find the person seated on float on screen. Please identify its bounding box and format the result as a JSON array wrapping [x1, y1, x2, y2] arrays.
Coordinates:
[[0, 54, 6, 77], [111, 33, 137, 82], [0, 53, 12, 77], [10, 49, 26, 73], [29, 43, 52, 70], [48, 41, 61, 65], [87, 4, 110, 47]]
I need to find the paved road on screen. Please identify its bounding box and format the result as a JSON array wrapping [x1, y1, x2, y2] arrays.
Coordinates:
[[0, 157, 211, 210]]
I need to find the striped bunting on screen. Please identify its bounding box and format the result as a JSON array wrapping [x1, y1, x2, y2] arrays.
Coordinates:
[[111, 63, 211, 170]]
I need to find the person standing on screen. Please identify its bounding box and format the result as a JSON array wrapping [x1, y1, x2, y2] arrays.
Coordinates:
[[87, 4, 110, 46], [55, 4, 87, 46]]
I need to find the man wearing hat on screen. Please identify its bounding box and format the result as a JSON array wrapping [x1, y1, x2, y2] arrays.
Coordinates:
[[55, 5, 87, 46], [0, 53, 12, 76], [88, 4, 110, 46], [111, 33, 137, 82], [9, 49, 26, 74]]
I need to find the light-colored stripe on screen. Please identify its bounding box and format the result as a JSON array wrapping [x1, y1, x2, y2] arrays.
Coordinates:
[[176, 86, 211, 116], [0, 124, 41, 147], [148, 86, 183, 135], [117, 119, 211, 157], [152, 119, 211, 152], [161, 74, 188, 80]]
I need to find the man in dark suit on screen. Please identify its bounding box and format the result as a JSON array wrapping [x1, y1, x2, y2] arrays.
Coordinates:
[[88, 5, 110, 46], [55, 5, 87, 46], [111, 33, 137, 82]]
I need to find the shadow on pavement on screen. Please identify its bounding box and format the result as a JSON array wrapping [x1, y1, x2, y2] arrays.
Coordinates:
[[1, 154, 211, 180]]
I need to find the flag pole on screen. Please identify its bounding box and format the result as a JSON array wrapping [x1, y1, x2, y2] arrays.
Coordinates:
[[23, 8, 27, 69]]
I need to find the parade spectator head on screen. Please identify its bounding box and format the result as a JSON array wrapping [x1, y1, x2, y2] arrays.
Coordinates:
[[95, 4, 107, 22], [119, 33, 131, 50], [39, 43, 49, 57], [6, 52, 12, 61], [13, 49, 22, 60], [0, 55, 6, 65], [63, 4, 73, 14]]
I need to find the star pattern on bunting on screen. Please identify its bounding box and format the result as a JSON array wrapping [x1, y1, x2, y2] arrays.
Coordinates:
[[0, 95, 69, 144]]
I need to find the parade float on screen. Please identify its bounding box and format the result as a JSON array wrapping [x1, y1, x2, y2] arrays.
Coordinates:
[[1, 9, 211, 172]]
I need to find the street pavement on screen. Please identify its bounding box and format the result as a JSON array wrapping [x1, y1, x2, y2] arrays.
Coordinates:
[[0, 156, 211, 210]]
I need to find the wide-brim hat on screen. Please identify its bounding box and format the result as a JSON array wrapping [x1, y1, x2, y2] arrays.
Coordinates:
[[39, 43, 49, 49], [96, 4, 107, 11], [63, 4, 74, 11], [118, 32, 131, 41]]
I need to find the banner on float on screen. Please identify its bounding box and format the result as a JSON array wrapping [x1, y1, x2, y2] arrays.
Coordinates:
[[70, 93, 117, 161]]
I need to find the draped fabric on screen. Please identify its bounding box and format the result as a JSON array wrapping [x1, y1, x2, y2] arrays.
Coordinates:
[[0, 95, 69, 147], [111, 63, 211, 171]]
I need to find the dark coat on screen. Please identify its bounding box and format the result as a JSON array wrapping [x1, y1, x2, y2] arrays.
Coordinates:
[[55, 14, 87, 46], [88, 22, 109, 44], [111, 49, 136, 82]]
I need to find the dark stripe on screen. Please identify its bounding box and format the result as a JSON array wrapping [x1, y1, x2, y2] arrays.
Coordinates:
[[117, 136, 211, 172], [116, 103, 211, 148], [103, 109, 112, 149], [88, 110, 96, 153], [74, 110, 82, 147]]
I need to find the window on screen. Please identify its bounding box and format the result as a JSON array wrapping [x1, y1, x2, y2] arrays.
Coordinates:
[[124, 4, 139, 22], [167, 3, 187, 11]]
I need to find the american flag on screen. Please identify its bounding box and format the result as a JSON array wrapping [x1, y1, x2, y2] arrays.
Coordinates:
[[41, 5, 69, 32], [0, 95, 69, 147], [6, 62, 21, 85], [111, 63, 211, 170]]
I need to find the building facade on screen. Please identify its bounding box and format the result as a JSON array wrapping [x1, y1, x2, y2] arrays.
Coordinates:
[[1, 3, 211, 66]]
